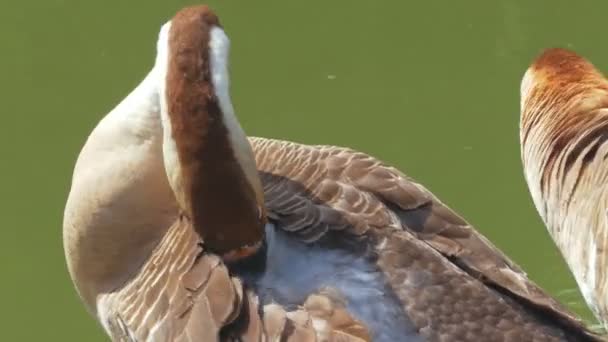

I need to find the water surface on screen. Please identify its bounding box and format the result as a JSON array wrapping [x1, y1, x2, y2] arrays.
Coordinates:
[[2, 1, 605, 340]]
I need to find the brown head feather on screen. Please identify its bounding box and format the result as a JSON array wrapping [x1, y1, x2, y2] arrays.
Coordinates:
[[165, 6, 265, 256]]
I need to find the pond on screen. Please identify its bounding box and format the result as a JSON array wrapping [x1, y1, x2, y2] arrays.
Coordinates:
[[2, 1, 604, 340]]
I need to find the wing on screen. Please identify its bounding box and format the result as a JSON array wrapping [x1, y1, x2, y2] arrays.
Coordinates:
[[104, 136, 600, 342], [250, 137, 602, 341], [104, 217, 370, 342]]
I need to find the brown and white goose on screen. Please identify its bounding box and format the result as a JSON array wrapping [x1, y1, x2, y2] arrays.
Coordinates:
[[521, 48, 608, 329], [64, 5, 601, 341]]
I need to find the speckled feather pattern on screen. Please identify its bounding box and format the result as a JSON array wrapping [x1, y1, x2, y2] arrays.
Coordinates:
[[100, 137, 601, 342], [101, 217, 371, 342], [251, 138, 599, 342], [521, 48, 608, 328]]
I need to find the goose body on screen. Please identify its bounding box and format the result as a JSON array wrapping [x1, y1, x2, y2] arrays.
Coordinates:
[[64, 6, 601, 341], [521, 48, 608, 328]]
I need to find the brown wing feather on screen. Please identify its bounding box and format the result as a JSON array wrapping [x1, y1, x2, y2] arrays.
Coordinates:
[[250, 136, 602, 341], [104, 217, 370, 341], [105, 137, 600, 341]]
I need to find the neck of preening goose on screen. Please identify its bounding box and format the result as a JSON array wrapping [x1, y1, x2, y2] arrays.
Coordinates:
[[63, 67, 178, 314], [156, 6, 266, 259], [520, 48, 608, 323]]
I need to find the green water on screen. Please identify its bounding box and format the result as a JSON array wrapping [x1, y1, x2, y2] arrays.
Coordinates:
[[3, 1, 606, 340]]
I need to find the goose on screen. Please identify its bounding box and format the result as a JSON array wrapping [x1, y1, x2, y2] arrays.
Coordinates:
[[63, 5, 601, 341], [521, 48, 608, 329]]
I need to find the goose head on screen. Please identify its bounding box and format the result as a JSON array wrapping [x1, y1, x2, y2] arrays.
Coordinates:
[[520, 48, 608, 326], [154, 5, 266, 261]]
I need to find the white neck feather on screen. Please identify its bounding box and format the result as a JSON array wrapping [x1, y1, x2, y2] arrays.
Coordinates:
[[208, 26, 264, 205], [63, 52, 177, 320]]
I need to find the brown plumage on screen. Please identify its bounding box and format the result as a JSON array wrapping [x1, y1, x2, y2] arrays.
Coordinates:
[[521, 48, 608, 329], [165, 7, 264, 257], [97, 136, 604, 341], [102, 214, 370, 342], [63, 6, 604, 342]]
